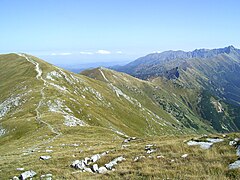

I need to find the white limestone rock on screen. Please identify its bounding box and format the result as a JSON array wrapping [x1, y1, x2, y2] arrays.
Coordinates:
[[229, 160, 240, 169], [20, 170, 37, 180], [12, 176, 19, 180], [40, 173, 52, 180], [229, 141, 237, 146], [91, 154, 101, 163], [83, 167, 93, 173], [206, 138, 224, 143], [105, 156, 125, 170], [187, 140, 213, 149], [98, 167, 108, 174], [181, 154, 188, 158], [40, 156, 51, 160], [92, 164, 99, 172], [16, 168, 24, 171]]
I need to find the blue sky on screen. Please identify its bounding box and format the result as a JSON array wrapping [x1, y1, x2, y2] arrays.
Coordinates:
[[1, 0, 240, 65]]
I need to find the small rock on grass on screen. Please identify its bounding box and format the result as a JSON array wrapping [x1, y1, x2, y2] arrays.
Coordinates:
[[40, 173, 52, 180], [16, 168, 24, 171], [40, 156, 51, 160], [181, 154, 188, 158]]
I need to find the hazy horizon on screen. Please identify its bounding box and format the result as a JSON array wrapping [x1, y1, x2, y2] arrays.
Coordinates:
[[1, 0, 240, 65]]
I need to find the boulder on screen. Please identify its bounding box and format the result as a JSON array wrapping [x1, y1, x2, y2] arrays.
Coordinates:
[[229, 141, 237, 146], [187, 140, 213, 149], [98, 167, 108, 174], [40, 156, 51, 160], [234, 138, 240, 142], [229, 160, 240, 169], [105, 156, 125, 170], [20, 170, 37, 180], [71, 160, 86, 170], [92, 164, 99, 172], [105, 161, 116, 170], [84, 157, 91, 166], [83, 167, 93, 173], [71, 160, 80, 167], [76, 161, 86, 170], [91, 154, 101, 163]]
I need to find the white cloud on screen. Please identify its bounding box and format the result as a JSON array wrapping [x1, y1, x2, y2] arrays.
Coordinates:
[[116, 51, 123, 54], [59, 52, 72, 56], [96, 50, 111, 55], [51, 52, 72, 56], [79, 51, 93, 55]]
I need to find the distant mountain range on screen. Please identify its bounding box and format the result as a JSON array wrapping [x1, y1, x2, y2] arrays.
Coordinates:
[[113, 46, 240, 107]]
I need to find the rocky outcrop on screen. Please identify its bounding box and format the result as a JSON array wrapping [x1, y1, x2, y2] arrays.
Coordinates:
[[187, 138, 224, 149], [71, 150, 125, 174]]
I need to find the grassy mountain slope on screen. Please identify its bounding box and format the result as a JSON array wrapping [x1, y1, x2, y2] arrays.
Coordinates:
[[1, 53, 240, 179]]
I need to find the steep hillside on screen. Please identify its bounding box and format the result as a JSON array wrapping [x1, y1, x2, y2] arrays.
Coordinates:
[[82, 67, 240, 134], [82, 67, 216, 133]]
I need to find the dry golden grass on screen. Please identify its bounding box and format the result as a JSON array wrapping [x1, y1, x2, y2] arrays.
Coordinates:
[[1, 132, 240, 179]]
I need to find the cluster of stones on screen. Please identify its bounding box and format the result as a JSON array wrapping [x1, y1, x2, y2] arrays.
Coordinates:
[[12, 170, 52, 180], [123, 137, 137, 143], [145, 144, 157, 154], [229, 138, 240, 169], [71, 151, 125, 174]]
